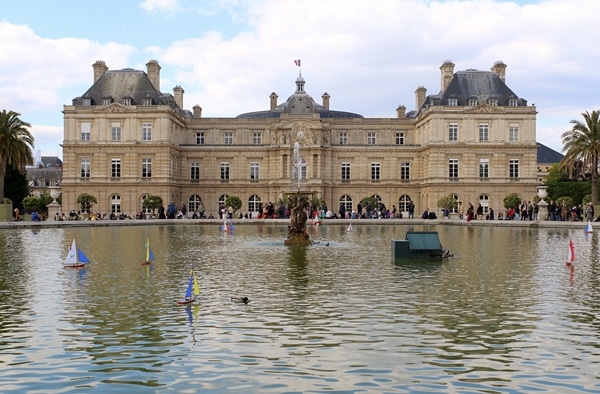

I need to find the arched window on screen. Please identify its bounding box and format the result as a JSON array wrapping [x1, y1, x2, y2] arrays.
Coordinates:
[[398, 195, 412, 213], [479, 194, 490, 214], [340, 195, 352, 215], [451, 194, 460, 213], [141, 194, 151, 214], [248, 195, 262, 213], [218, 194, 229, 215], [111, 194, 121, 214], [188, 194, 202, 213]]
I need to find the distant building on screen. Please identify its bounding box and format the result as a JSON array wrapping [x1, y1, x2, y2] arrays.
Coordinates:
[[537, 143, 564, 183], [61, 59, 539, 217], [27, 156, 62, 197]]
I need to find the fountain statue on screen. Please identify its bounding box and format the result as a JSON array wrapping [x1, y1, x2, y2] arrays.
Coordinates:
[[284, 142, 312, 246]]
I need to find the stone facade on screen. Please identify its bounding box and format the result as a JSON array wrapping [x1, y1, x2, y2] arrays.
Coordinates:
[[61, 60, 538, 217]]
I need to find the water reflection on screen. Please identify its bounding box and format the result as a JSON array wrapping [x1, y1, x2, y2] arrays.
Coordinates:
[[1, 224, 600, 392]]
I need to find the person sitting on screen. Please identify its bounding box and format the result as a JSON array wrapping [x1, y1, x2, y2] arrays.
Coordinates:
[[31, 211, 41, 221], [421, 209, 430, 219], [176, 209, 184, 219]]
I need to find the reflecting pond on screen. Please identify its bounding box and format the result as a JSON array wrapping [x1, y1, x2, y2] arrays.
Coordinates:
[[1, 223, 599, 393]]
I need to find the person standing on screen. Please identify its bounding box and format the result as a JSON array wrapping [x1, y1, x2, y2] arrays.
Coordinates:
[[338, 202, 346, 219], [408, 201, 415, 219], [457, 201, 464, 220]]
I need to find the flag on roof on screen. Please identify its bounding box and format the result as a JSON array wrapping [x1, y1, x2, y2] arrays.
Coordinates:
[[294, 59, 301, 67]]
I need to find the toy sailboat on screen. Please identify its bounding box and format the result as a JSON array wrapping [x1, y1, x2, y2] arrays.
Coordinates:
[[566, 238, 575, 266], [312, 212, 320, 225], [346, 223, 353, 232], [178, 270, 200, 305], [585, 221, 593, 233], [142, 238, 154, 265], [63, 239, 91, 268]]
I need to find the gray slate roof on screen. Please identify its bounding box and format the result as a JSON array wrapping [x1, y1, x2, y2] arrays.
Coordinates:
[[415, 69, 528, 116], [72, 69, 186, 115], [537, 143, 564, 163]]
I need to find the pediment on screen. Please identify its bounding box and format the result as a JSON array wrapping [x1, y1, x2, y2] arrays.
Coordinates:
[[464, 104, 506, 114], [97, 103, 136, 113]]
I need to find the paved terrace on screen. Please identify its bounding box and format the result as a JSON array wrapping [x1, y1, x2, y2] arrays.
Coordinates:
[[0, 217, 591, 230]]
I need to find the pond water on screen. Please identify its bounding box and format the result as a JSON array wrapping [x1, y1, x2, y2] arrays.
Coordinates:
[[0, 223, 599, 393]]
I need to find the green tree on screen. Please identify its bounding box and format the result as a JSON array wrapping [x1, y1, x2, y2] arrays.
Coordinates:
[[437, 194, 458, 212], [22, 195, 41, 213], [503, 193, 521, 209], [225, 196, 242, 213], [561, 110, 600, 204], [38, 191, 54, 213], [77, 193, 97, 213], [0, 110, 34, 202], [143, 195, 163, 214], [4, 164, 29, 210]]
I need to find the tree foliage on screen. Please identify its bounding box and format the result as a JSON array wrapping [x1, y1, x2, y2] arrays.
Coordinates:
[[503, 193, 522, 209], [3, 164, 29, 210], [143, 195, 163, 213], [225, 196, 242, 213], [76, 193, 97, 213], [437, 194, 458, 210], [0, 109, 34, 202], [560, 110, 600, 204]]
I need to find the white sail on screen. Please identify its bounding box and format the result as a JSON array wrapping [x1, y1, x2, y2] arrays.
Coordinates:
[[64, 239, 79, 266]]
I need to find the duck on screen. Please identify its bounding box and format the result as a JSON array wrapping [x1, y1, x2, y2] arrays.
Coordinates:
[[325, 242, 330, 246], [231, 296, 250, 304]]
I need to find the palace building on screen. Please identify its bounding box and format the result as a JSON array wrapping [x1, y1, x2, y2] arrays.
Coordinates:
[[61, 59, 538, 217]]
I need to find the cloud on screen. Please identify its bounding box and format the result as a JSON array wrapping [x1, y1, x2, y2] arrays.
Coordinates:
[[140, 0, 179, 13]]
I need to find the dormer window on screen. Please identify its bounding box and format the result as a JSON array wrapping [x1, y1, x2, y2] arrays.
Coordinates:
[[488, 99, 498, 106], [83, 98, 91, 106], [103, 97, 112, 106], [508, 98, 518, 107], [448, 98, 458, 106], [468, 98, 478, 106], [143, 98, 153, 106], [123, 98, 131, 106]]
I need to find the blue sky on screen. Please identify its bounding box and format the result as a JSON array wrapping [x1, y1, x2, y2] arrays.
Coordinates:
[[1, 0, 598, 159]]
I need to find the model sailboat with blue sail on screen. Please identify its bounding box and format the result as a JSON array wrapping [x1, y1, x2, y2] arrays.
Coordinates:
[[63, 239, 91, 268], [178, 270, 200, 305], [141, 238, 154, 265]]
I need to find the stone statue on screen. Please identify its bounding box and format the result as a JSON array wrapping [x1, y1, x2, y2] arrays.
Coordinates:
[[285, 193, 310, 245]]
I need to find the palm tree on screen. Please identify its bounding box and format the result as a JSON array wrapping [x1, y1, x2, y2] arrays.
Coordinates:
[[560, 110, 600, 204], [0, 110, 34, 202]]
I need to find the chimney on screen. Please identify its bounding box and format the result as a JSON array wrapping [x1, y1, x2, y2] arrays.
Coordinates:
[[415, 86, 427, 111], [173, 85, 184, 109], [396, 105, 406, 118], [322, 92, 330, 110], [270, 92, 278, 110], [491, 60, 507, 83], [146, 60, 161, 91], [92, 60, 108, 83], [440, 60, 455, 91], [193, 105, 202, 118]]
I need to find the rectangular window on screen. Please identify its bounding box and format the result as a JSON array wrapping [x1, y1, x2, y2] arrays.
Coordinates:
[[111, 158, 121, 178], [252, 132, 262, 145], [448, 123, 458, 141], [83, 98, 91, 106], [111, 122, 121, 141], [396, 132, 405, 145], [221, 162, 230, 180], [123, 98, 132, 106], [142, 158, 152, 178], [449, 159, 459, 179], [81, 122, 91, 141], [479, 123, 489, 142], [509, 124, 519, 142], [190, 162, 200, 180], [508, 99, 518, 107], [371, 162, 380, 181], [401, 161, 410, 180], [367, 132, 376, 145], [448, 98, 458, 106], [142, 123, 152, 141], [224, 132, 233, 145], [80, 158, 90, 178], [143, 98, 152, 106], [250, 162, 260, 180], [479, 159, 489, 178], [341, 162, 350, 180], [103, 98, 111, 106], [196, 132, 205, 145], [339, 132, 348, 145], [510, 159, 519, 178]]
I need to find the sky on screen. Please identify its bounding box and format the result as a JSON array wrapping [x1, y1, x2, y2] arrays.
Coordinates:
[[1, 0, 599, 160]]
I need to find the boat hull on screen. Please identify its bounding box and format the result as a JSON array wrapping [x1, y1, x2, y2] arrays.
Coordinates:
[[178, 299, 196, 305], [64, 264, 86, 268]]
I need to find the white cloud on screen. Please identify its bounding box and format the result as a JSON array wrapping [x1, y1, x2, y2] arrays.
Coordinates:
[[140, 0, 179, 13]]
